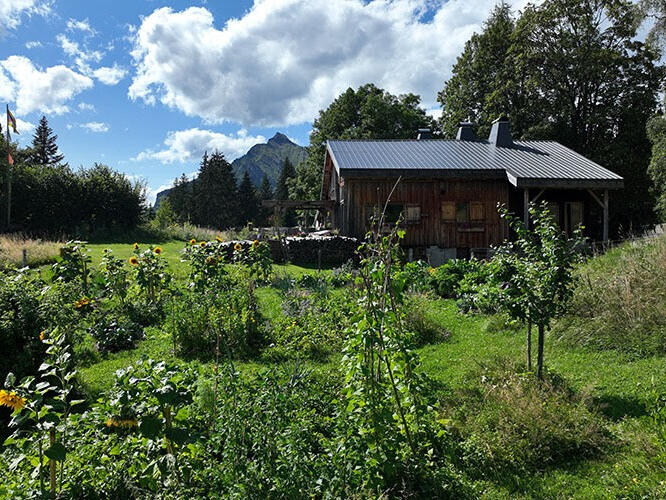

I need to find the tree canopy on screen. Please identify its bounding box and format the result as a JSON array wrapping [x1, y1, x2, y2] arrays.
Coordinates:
[[439, 0, 664, 232], [295, 83, 435, 201]]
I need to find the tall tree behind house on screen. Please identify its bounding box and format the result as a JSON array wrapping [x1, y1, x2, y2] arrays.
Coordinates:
[[276, 157, 297, 226], [258, 173, 273, 226], [30, 116, 65, 166], [438, 0, 664, 233]]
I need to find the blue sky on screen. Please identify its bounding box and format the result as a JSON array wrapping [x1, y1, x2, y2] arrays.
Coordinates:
[[2, 0, 650, 203]]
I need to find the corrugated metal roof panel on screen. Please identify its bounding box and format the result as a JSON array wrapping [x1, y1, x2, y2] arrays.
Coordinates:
[[326, 139, 623, 188]]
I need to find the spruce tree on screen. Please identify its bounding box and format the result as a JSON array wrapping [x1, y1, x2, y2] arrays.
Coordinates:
[[237, 170, 259, 226], [276, 157, 297, 226], [194, 150, 238, 229], [30, 116, 65, 166]]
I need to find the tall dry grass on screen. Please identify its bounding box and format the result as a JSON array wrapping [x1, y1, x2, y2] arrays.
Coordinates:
[[555, 233, 666, 357], [0, 233, 62, 268]]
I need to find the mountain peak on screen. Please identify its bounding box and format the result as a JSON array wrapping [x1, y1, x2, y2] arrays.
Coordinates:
[[268, 132, 292, 146]]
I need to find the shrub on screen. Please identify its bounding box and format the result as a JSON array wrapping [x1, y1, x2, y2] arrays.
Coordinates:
[[429, 259, 483, 298], [88, 315, 144, 353], [445, 359, 611, 479], [397, 260, 432, 293]]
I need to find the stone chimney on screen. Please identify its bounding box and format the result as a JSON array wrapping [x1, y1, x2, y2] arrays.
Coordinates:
[[488, 116, 513, 147]]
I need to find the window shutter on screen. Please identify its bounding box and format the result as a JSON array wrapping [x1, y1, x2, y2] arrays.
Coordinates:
[[470, 202, 485, 221]]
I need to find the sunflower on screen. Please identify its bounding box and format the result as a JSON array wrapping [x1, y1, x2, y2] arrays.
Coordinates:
[[74, 297, 91, 309], [39, 331, 45, 341], [153, 246, 163, 255], [200, 241, 207, 247], [133, 242, 139, 250], [216, 236, 224, 243], [106, 417, 138, 428], [0, 390, 26, 412], [252, 239, 260, 247], [129, 256, 139, 266], [234, 242, 242, 251], [190, 239, 197, 246]]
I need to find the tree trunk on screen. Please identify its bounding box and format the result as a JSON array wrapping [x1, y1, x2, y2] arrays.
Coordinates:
[[526, 321, 532, 371], [537, 323, 545, 380]]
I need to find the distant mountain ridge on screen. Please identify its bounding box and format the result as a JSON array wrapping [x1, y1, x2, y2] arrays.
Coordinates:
[[155, 132, 307, 207]]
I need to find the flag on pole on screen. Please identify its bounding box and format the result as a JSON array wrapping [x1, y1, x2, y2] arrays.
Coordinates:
[[8, 151, 14, 166], [7, 106, 18, 134]]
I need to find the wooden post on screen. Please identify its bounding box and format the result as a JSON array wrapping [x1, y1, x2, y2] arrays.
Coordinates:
[[523, 188, 529, 228], [603, 189, 609, 243], [22, 248, 27, 267]]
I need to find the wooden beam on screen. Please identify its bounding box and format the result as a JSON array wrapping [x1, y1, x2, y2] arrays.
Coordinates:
[[603, 189, 609, 242], [530, 189, 545, 203], [586, 188, 604, 209], [523, 188, 529, 227]]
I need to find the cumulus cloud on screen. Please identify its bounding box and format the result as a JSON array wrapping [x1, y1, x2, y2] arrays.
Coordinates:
[[0, 0, 50, 32], [0, 55, 93, 115], [24, 40, 42, 48], [93, 64, 127, 85], [129, 0, 534, 127], [133, 128, 266, 164], [80, 121, 109, 132], [78, 102, 95, 112]]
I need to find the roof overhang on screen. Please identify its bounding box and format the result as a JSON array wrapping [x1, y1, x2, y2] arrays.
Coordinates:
[[506, 171, 624, 190], [338, 168, 506, 180]]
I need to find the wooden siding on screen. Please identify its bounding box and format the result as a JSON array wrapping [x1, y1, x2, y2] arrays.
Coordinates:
[[339, 177, 509, 248]]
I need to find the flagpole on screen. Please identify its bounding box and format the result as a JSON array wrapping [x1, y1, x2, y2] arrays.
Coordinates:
[[5, 104, 11, 231]]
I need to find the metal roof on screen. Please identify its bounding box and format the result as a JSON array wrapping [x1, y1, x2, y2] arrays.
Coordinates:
[[326, 139, 624, 189]]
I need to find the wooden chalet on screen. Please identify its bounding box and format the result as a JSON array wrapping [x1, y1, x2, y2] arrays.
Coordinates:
[[320, 118, 623, 261]]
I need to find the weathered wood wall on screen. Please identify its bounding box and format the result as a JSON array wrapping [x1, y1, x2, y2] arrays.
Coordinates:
[[339, 177, 509, 249]]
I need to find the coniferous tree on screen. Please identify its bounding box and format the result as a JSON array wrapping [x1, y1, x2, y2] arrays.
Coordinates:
[[194, 150, 237, 229], [258, 174, 273, 226], [168, 173, 195, 222], [237, 170, 259, 226], [276, 157, 297, 226], [30, 116, 65, 166]]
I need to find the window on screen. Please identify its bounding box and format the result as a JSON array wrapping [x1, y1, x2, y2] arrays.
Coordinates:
[[405, 205, 421, 224], [452, 201, 486, 231], [365, 203, 404, 227], [441, 201, 455, 221], [470, 202, 485, 221]]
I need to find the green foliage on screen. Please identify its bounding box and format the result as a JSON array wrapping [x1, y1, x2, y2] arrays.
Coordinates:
[[130, 245, 171, 304], [52, 240, 92, 294], [236, 170, 260, 226], [439, 0, 664, 231], [403, 293, 451, 346], [193, 151, 238, 229], [275, 156, 297, 226], [88, 315, 143, 354], [429, 259, 483, 299], [29, 115, 65, 166], [446, 359, 611, 479], [233, 240, 273, 281], [396, 260, 431, 293], [647, 114, 666, 220], [556, 233, 666, 357], [152, 196, 177, 229], [300, 83, 435, 200], [99, 249, 129, 305]]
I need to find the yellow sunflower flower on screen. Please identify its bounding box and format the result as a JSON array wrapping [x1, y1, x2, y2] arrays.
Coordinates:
[[190, 239, 197, 246], [39, 331, 45, 341], [129, 256, 139, 266], [0, 390, 26, 411], [153, 246, 163, 255], [200, 241, 207, 247], [133, 242, 139, 250], [234, 242, 242, 251], [252, 239, 259, 247], [216, 236, 224, 243]]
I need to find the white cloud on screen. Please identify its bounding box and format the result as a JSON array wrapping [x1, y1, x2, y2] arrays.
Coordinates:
[[129, 1, 534, 127], [78, 102, 96, 112], [57, 34, 126, 85], [0, 55, 93, 115], [80, 121, 109, 133], [145, 182, 173, 205], [93, 64, 127, 85], [0, 0, 50, 32], [66, 18, 95, 35], [132, 128, 266, 164], [24, 40, 42, 48]]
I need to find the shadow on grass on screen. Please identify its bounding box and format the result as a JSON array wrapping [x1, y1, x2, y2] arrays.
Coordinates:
[[595, 394, 648, 421]]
